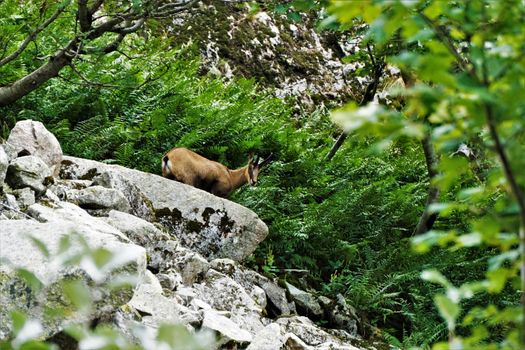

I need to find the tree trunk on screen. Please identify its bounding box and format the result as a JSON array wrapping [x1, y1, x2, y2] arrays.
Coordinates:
[[0, 43, 76, 107], [325, 72, 382, 161], [325, 132, 348, 161], [413, 130, 439, 235]]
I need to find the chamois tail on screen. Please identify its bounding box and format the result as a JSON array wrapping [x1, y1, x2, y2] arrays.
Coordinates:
[[162, 155, 173, 179]]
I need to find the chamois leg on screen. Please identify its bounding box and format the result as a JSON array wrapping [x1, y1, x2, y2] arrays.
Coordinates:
[[211, 181, 230, 198]]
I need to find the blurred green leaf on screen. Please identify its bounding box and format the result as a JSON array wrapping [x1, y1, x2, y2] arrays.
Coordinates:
[[62, 279, 92, 311], [28, 237, 50, 259], [16, 269, 44, 294], [421, 269, 451, 288], [434, 294, 459, 331]]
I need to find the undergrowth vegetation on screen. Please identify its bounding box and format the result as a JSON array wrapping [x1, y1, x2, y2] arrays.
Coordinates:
[[1, 44, 512, 348]]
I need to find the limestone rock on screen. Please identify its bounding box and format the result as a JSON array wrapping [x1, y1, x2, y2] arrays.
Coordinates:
[[172, 247, 210, 285], [285, 282, 323, 318], [210, 258, 237, 275], [331, 294, 359, 337], [156, 272, 184, 291], [202, 309, 252, 346], [242, 270, 293, 317], [48, 179, 92, 200], [5, 193, 19, 211], [101, 210, 171, 248], [6, 120, 63, 175], [1, 142, 16, 161], [284, 333, 312, 350], [196, 270, 262, 314], [93, 170, 155, 221], [44, 188, 61, 203], [60, 156, 268, 262], [0, 145, 8, 186], [316, 294, 359, 337], [13, 187, 35, 208], [146, 240, 180, 274], [245, 319, 362, 350], [6, 156, 52, 194], [127, 271, 183, 327], [193, 269, 266, 336], [246, 323, 284, 350], [0, 219, 146, 339], [101, 211, 183, 274], [276, 316, 361, 349], [210, 259, 292, 316], [167, 4, 358, 113], [67, 185, 132, 212], [0, 193, 25, 220], [27, 201, 130, 243]]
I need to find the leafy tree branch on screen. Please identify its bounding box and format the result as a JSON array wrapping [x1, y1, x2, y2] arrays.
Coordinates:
[[0, 0, 199, 107]]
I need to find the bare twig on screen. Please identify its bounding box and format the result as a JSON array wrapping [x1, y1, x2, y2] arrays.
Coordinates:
[[115, 49, 144, 60]]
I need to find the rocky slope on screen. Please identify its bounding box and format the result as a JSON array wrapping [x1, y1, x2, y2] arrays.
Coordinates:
[[0, 120, 382, 349], [167, 1, 365, 113]]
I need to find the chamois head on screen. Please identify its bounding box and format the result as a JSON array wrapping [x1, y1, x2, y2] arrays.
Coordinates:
[[246, 153, 273, 186]]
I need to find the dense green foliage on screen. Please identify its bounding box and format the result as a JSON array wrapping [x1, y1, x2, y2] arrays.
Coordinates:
[[2, 0, 524, 349], [328, 0, 525, 349], [2, 45, 494, 347]]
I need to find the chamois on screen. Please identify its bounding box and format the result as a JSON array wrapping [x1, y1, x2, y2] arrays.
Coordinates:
[[161, 147, 273, 198]]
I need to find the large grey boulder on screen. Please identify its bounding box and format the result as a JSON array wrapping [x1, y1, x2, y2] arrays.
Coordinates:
[[6, 120, 63, 175], [60, 156, 268, 262], [6, 156, 52, 194], [101, 211, 212, 279], [0, 218, 146, 339]]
